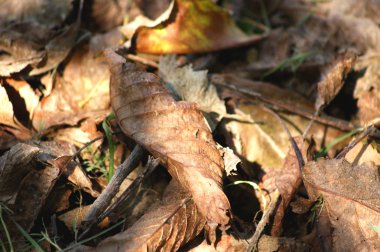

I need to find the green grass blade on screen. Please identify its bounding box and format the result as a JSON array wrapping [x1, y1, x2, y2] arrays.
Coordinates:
[[102, 113, 116, 182], [13, 222, 44, 252]]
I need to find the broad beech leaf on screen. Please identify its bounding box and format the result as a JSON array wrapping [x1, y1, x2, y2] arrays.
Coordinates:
[[106, 49, 230, 234], [131, 0, 265, 54], [91, 182, 206, 252], [303, 158, 380, 251]]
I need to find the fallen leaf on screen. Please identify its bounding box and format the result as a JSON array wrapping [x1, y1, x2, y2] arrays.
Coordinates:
[[261, 137, 304, 236], [32, 37, 111, 131], [303, 158, 380, 251], [315, 50, 356, 111], [131, 0, 265, 54], [0, 143, 40, 203], [59, 205, 109, 231], [91, 181, 206, 252], [0, 143, 63, 248], [106, 49, 230, 236], [159, 55, 226, 128], [0, 0, 82, 76]]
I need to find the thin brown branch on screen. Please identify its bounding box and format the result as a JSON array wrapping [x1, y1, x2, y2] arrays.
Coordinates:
[[79, 145, 145, 234]]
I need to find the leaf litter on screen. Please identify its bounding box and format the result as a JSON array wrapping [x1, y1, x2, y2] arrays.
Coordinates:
[[0, 0, 380, 251]]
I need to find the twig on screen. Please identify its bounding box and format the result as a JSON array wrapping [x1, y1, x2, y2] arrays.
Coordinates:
[[79, 145, 144, 235], [212, 75, 354, 131], [97, 156, 160, 224], [336, 126, 375, 159], [247, 190, 280, 252]]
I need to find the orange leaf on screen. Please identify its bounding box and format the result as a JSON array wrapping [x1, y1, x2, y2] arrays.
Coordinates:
[[131, 0, 265, 54]]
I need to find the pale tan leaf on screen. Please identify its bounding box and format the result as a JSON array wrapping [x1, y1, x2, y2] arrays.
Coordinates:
[[159, 55, 226, 128]]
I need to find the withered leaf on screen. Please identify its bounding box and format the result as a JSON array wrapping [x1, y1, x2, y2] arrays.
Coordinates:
[[315, 50, 356, 111], [131, 0, 265, 54], [261, 137, 303, 236], [106, 49, 230, 234], [0, 143, 62, 248], [0, 0, 82, 76], [303, 158, 380, 251], [159, 55, 226, 129], [90, 181, 206, 252], [0, 143, 40, 203]]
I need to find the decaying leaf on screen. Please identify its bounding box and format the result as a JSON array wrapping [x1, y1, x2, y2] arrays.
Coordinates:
[[0, 143, 40, 203], [315, 51, 356, 111], [0, 0, 82, 76], [261, 137, 304, 236], [303, 158, 380, 251], [90, 182, 206, 252], [131, 0, 265, 54], [32, 37, 111, 131], [106, 49, 230, 236], [59, 205, 109, 231], [159, 55, 226, 128]]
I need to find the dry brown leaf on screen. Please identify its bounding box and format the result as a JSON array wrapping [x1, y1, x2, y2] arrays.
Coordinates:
[[131, 0, 265, 54], [90, 182, 206, 252], [315, 51, 356, 111], [32, 37, 111, 131], [0, 143, 63, 248], [303, 158, 380, 251], [0, 143, 40, 203], [106, 49, 230, 236], [0, 0, 82, 76], [261, 137, 304, 236]]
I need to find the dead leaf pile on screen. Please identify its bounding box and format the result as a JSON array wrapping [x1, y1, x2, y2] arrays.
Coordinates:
[[1, 0, 380, 251]]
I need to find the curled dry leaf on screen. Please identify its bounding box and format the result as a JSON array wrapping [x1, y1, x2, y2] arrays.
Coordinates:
[[315, 50, 356, 111], [0, 0, 82, 76], [0, 143, 62, 248], [0, 143, 40, 203], [303, 158, 380, 251], [89, 182, 205, 252], [131, 0, 265, 54], [106, 50, 230, 235], [261, 137, 304, 236]]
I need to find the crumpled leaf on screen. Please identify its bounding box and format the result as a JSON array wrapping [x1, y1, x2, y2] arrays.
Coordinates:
[[0, 143, 40, 203], [131, 0, 265, 54], [303, 158, 380, 251], [159, 55, 226, 128], [0, 0, 82, 76], [90, 181, 205, 252], [0, 143, 62, 248], [32, 35, 111, 131], [315, 51, 356, 111], [106, 49, 230, 236], [261, 137, 304, 236]]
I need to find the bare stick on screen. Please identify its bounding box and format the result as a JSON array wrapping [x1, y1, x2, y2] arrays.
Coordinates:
[[336, 126, 375, 159], [98, 156, 160, 223], [212, 75, 354, 131], [247, 190, 280, 252], [80, 145, 144, 230]]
